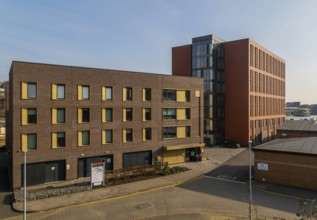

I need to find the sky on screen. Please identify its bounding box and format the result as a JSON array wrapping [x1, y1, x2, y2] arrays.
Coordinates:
[[1, 0, 317, 104]]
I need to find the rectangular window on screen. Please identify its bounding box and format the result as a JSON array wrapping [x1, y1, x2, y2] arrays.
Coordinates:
[[143, 108, 151, 121], [22, 133, 37, 151], [78, 85, 90, 100], [163, 89, 176, 101], [185, 91, 190, 102], [82, 131, 90, 146], [143, 128, 152, 141], [102, 86, 113, 101], [52, 132, 66, 148], [123, 108, 133, 122], [186, 108, 191, 119], [106, 108, 113, 122], [163, 127, 177, 139], [78, 108, 90, 123], [57, 84, 65, 99], [163, 108, 176, 120], [123, 128, 133, 142], [123, 87, 133, 101], [22, 108, 37, 125], [186, 126, 190, 137], [143, 88, 151, 101], [21, 82, 37, 99], [102, 130, 113, 144], [57, 108, 65, 123]]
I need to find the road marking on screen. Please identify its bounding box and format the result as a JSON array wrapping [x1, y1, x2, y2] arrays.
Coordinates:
[[202, 175, 247, 184]]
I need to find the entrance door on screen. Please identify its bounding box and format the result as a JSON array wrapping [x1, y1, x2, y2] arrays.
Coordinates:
[[101, 155, 113, 171], [45, 162, 58, 183]]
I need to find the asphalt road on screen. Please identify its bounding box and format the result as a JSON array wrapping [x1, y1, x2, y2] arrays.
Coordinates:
[[204, 148, 253, 183]]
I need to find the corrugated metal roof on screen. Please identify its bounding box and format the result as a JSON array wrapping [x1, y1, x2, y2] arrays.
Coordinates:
[[277, 120, 317, 131], [253, 137, 317, 155]]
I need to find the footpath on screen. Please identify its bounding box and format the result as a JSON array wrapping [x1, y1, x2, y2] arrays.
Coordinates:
[[13, 147, 245, 212]]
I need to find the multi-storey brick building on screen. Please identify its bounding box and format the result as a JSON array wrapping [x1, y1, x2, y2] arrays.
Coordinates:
[[6, 61, 204, 188], [172, 35, 286, 146]]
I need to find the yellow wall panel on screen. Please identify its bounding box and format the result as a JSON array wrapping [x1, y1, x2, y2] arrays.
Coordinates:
[[122, 108, 126, 122], [177, 90, 186, 102], [142, 128, 145, 141], [21, 108, 28, 125], [78, 85, 82, 100], [102, 130, 106, 144], [52, 83, 57, 100], [123, 129, 126, 143], [195, 90, 200, 97], [142, 108, 146, 121], [123, 87, 127, 101], [177, 126, 186, 138], [21, 82, 27, 99], [52, 108, 57, 124], [102, 86, 106, 101], [78, 108, 82, 123], [52, 133, 57, 149], [142, 89, 145, 101], [78, 131, 82, 147], [177, 109, 186, 120], [163, 150, 185, 164], [21, 134, 27, 151], [102, 108, 106, 122]]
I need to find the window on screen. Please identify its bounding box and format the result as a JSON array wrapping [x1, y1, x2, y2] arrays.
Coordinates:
[[143, 128, 152, 141], [78, 131, 90, 146], [22, 108, 37, 125], [52, 132, 65, 148], [163, 108, 176, 120], [21, 82, 37, 99], [186, 108, 191, 119], [143, 88, 151, 101], [123, 87, 133, 101], [123, 128, 133, 142], [102, 86, 112, 101], [163, 127, 176, 139], [21, 133, 37, 151], [185, 91, 190, 102], [186, 126, 191, 137], [123, 108, 133, 122], [52, 84, 65, 100], [102, 108, 113, 122], [52, 108, 65, 124], [102, 130, 113, 144], [143, 108, 151, 121], [78, 85, 90, 100], [163, 89, 176, 101], [78, 108, 90, 123]]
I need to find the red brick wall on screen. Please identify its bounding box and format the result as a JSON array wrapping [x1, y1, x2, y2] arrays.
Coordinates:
[[172, 45, 192, 77]]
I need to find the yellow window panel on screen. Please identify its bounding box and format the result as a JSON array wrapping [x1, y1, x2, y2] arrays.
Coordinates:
[[78, 131, 82, 147], [142, 89, 146, 101], [142, 108, 146, 121], [195, 90, 200, 97], [21, 134, 27, 151], [123, 87, 127, 101], [102, 108, 106, 122], [177, 126, 186, 138], [123, 129, 126, 143], [122, 108, 126, 122], [102, 86, 106, 101], [177, 109, 186, 120], [52, 83, 57, 100], [78, 85, 82, 100], [142, 128, 146, 141], [177, 90, 186, 102], [52, 133, 57, 149], [78, 108, 82, 123], [21, 108, 28, 125], [102, 130, 106, 144], [21, 82, 27, 99], [52, 108, 57, 124]]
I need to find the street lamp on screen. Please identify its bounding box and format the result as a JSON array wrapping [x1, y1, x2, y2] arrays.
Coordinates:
[[22, 149, 27, 220], [248, 141, 252, 220]]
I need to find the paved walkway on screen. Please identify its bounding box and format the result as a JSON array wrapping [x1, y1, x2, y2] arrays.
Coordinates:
[[13, 147, 246, 212]]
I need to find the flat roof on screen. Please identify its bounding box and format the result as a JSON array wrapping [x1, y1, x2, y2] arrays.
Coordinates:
[[253, 137, 317, 156], [277, 120, 317, 132]]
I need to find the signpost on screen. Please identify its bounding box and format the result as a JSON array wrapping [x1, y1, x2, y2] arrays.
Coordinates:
[[91, 162, 105, 188]]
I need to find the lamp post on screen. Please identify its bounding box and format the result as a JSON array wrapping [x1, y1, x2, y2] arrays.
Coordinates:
[[22, 149, 27, 220], [248, 141, 252, 220]]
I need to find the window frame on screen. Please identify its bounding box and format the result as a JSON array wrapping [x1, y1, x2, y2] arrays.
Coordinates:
[[144, 88, 151, 101], [105, 108, 113, 122], [27, 133, 37, 150], [82, 131, 90, 146], [105, 129, 113, 144], [57, 132, 66, 148], [163, 89, 176, 101], [126, 87, 133, 101], [145, 108, 151, 121], [106, 86, 113, 100], [57, 84, 65, 100], [145, 128, 152, 141], [82, 85, 90, 100], [162, 127, 177, 139], [126, 108, 133, 121], [27, 108, 37, 124], [82, 108, 90, 123], [125, 128, 133, 142], [57, 108, 66, 124]]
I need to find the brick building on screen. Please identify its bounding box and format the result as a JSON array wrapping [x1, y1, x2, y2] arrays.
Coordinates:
[[277, 120, 317, 138], [253, 137, 317, 190], [6, 61, 204, 188], [172, 35, 286, 146]]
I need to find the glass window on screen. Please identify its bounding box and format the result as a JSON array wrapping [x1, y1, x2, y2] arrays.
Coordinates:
[[106, 87, 112, 100], [185, 91, 190, 102], [145, 128, 151, 141], [145, 88, 151, 101], [186, 108, 191, 120], [82, 108, 90, 122], [82, 131, 90, 145], [57, 108, 65, 123], [57, 132, 65, 147], [27, 83, 37, 99], [57, 84, 65, 99], [106, 130, 113, 143], [106, 108, 113, 122], [163, 127, 177, 138], [82, 86, 90, 100], [126, 108, 133, 121], [145, 108, 151, 121], [163, 90, 176, 101], [27, 133, 37, 149], [186, 126, 190, 137], [163, 108, 176, 120], [27, 108, 37, 124], [126, 129, 133, 142], [126, 87, 132, 100]]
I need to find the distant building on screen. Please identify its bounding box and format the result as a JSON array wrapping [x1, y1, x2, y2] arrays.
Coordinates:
[[286, 102, 300, 108], [294, 108, 311, 116], [286, 107, 298, 116], [253, 137, 317, 190], [172, 34, 286, 146], [7, 61, 204, 188], [277, 119, 317, 138]]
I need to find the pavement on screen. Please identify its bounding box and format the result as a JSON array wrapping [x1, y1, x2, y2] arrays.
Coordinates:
[[11, 146, 317, 213]]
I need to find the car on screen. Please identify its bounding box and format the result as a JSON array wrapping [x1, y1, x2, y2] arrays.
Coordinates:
[[223, 140, 240, 148]]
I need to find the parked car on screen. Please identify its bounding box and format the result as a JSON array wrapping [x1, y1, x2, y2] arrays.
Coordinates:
[[223, 140, 240, 148]]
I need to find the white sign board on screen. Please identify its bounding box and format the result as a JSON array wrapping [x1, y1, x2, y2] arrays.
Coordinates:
[[257, 162, 269, 171], [91, 162, 105, 187]]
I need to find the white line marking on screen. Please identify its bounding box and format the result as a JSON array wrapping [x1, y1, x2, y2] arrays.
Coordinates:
[[203, 175, 247, 184]]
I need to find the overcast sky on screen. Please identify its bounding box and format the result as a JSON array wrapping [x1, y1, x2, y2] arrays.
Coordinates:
[[1, 0, 317, 103]]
